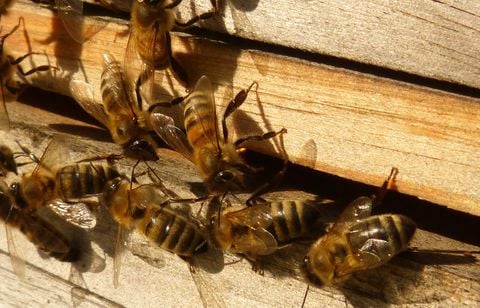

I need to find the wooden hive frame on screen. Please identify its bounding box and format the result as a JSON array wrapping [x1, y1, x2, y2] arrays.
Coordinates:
[[0, 0, 479, 306]]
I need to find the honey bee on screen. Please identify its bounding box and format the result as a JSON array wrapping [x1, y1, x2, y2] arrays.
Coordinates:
[[0, 18, 53, 130], [73, 52, 160, 161], [100, 177, 208, 287], [13, 135, 121, 229], [0, 179, 79, 278], [302, 169, 417, 286], [124, 0, 218, 97], [151, 75, 287, 198], [209, 198, 337, 263]]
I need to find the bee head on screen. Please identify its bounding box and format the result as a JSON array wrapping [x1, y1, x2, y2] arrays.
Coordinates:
[[123, 137, 158, 161], [209, 168, 244, 193], [301, 241, 335, 287]]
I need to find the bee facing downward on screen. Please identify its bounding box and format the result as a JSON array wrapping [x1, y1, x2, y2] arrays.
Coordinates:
[[152, 75, 287, 199]]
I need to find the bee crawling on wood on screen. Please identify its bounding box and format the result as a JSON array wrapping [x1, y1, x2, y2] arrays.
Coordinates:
[[0, 17, 55, 131], [125, 0, 219, 99], [11, 135, 121, 229], [302, 168, 417, 286], [0, 178, 79, 278], [73, 52, 166, 161], [151, 75, 287, 202], [100, 176, 209, 287], [208, 197, 338, 272]]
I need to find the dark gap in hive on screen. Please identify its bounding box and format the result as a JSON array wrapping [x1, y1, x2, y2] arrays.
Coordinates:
[[244, 150, 480, 248]]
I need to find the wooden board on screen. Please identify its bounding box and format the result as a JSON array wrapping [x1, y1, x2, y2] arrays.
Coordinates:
[[0, 98, 479, 307], [2, 1, 479, 216], [88, 0, 480, 90]]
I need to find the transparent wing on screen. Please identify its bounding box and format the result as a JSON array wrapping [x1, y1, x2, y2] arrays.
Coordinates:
[[6, 224, 26, 279], [102, 52, 138, 116], [113, 225, 128, 288], [331, 196, 373, 233], [150, 112, 193, 161], [190, 262, 226, 308], [70, 80, 110, 128], [124, 26, 156, 105], [55, 0, 85, 43], [47, 200, 96, 229], [224, 203, 272, 229], [233, 227, 277, 256], [32, 135, 70, 176], [186, 76, 221, 151]]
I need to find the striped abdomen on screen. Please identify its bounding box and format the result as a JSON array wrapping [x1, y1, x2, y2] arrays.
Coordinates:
[[266, 200, 331, 245], [346, 214, 416, 259], [184, 88, 217, 150], [56, 163, 120, 202], [1, 202, 77, 262], [137, 206, 207, 257]]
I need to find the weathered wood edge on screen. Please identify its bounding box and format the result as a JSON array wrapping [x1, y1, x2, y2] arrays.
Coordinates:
[[83, 0, 480, 89], [2, 1, 480, 216]]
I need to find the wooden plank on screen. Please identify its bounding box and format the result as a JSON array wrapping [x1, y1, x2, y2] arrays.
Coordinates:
[[0, 98, 479, 307], [84, 0, 480, 89], [2, 1, 479, 216]]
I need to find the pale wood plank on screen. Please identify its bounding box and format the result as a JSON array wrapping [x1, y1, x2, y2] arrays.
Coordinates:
[[0, 99, 478, 307], [86, 0, 480, 89], [2, 1, 480, 216]]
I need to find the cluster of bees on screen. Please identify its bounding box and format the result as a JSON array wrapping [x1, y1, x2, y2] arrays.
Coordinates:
[[0, 0, 418, 304]]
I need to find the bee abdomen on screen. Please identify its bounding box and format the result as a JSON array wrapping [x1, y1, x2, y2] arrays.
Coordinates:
[[269, 200, 321, 244], [184, 92, 216, 149], [57, 163, 120, 202], [348, 214, 416, 255], [19, 213, 78, 262], [142, 207, 207, 257]]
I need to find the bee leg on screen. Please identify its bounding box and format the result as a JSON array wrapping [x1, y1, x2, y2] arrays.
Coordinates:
[[243, 128, 288, 206], [174, 11, 215, 29], [147, 94, 186, 113], [179, 255, 196, 272], [222, 81, 259, 142], [165, 32, 189, 88], [245, 255, 264, 276], [371, 167, 398, 208]]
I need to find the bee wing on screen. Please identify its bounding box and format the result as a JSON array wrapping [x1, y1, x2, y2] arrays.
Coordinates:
[[102, 52, 138, 116], [335, 238, 390, 278], [124, 27, 156, 105], [32, 135, 70, 175], [189, 263, 226, 308], [70, 80, 110, 128], [225, 203, 273, 229], [54, 0, 84, 43], [186, 76, 222, 151], [113, 225, 128, 288], [46, 200, 96, 229], [6, 224, 26, 279], [330, 196, 373, 232], [150, 112, 194, 161], [0, 77, 10, 131], [233, 227, 278, 256]]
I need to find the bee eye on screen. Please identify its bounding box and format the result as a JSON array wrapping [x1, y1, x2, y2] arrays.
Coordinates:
[[215, 171, 234, 183]]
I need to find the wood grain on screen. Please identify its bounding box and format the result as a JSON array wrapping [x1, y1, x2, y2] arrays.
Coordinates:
[[2, 0, 479, 216], [87, 0, 480, 89], [0, 99, 478, 307]]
